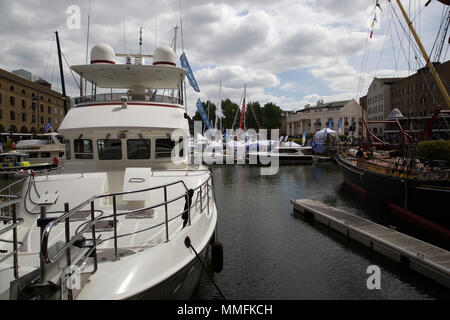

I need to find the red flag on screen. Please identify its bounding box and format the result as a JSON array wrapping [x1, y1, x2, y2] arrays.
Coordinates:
[[370, 30, 373, 39]]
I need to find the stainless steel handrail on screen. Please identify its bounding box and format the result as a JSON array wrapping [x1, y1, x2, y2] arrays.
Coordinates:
[[41, 177, 212, 265], [0, 201, 22, 279]]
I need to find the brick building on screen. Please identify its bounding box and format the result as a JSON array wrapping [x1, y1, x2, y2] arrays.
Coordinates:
[[0, 68, 66, 134]]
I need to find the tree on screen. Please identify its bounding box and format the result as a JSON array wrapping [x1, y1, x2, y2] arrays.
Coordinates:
[[245, 101, 263, 130], [221, 98, 240, 130], [262, 102, 282, 130]]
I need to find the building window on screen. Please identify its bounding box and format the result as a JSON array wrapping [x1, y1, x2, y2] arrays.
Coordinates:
[[127, 139, 151, 159], [22, 113, 26, 122], [32, 115, 36, 123], [40, 116, 44, 124], [10, 86, 14, 92], [0, 93, 2, 104], [48, 106, 51, 114], [0, 110, 2, 120], [10, 111, 15, 120], [97, 139, 122, 160], [40, 104, 44, 112], [22, 99, 26, 108], [10, 96, 15, 106]]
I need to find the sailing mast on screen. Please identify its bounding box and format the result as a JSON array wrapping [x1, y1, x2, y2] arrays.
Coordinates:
[[55, 31, 68, 115], [395, 0, 450, 109], [238, 84, 247, 140]]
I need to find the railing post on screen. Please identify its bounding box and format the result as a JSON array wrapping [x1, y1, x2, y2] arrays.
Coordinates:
[[113, 196, 118, 261], [12, 203, 18, 279], [64, 202, 73, 301], [206, 182, 210, 216], [90, 201, 98, 273], [39, 206, 47, 285], [164, 186, 169, 242], [200, 186, 203, 214]]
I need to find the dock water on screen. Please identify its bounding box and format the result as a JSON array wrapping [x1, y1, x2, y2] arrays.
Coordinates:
[[291, 199, 450, 289]]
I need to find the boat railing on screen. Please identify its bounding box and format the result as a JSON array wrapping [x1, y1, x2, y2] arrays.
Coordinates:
[[40, 175, 213, 280], [73, 93, 183, 106], [344, 151, 450, 180], [0, 179, 26, 280]]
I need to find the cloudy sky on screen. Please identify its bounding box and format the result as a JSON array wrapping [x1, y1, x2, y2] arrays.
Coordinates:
[[0, 0, 447, 116]]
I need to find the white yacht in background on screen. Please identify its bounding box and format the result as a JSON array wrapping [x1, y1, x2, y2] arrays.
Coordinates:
[[247, 141, 315, 165], [14, 133, 65, 166], [0, 43, 220, 300]]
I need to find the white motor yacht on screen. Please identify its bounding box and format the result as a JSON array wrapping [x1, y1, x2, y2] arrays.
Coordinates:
[[247, 141, 315, 165], [0, 43, 220, 300]]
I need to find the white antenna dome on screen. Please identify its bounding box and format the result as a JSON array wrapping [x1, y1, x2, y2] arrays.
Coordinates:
[[90, 43, 115, 64], [153, 46, 176, 66]]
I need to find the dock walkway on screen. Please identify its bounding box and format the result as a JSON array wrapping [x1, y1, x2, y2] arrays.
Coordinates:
[[291, 199, 450, 289]]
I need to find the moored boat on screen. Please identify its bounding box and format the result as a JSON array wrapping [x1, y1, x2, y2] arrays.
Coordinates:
[[0, 40, 221, 300]]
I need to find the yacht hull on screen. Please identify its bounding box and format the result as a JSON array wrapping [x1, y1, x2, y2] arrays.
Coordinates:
[[130, 238, 211, 300]]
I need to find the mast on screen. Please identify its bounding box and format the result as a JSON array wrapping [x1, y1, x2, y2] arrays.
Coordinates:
[[395, 0, 450, 109], [238, 84, 246, 140], [55, 31, 68, 115]]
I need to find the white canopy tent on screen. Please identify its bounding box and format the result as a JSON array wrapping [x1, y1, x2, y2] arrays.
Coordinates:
[[314, 128, 338, 140]]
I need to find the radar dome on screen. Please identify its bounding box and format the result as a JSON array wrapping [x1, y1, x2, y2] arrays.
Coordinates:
[[90, 43, 115, 64], [153, 46, 176, 66]]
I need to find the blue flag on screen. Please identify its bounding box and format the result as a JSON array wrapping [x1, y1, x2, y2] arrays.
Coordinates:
[[45, 121, 52, 132], [180, 52, 200, 93], [196, 99, 212, 130], [328, 118, 333, 129], [338, 117, 343, 134]]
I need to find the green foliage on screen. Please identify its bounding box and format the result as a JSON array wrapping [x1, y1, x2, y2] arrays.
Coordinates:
[[221, 98, 240, 130], [262, 102, 282, 129], [416, 140, 450, 162], [245, 101, 263, 130]]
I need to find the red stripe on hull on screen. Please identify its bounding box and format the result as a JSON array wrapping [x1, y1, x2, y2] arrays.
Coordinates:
[[387, 203, 450, 245], [344, 179, 367, 200]]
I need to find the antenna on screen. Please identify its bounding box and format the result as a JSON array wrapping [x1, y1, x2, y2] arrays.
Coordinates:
[[123, 16, 126, 53], [155, 16, 158, 49], [179, 0, 185, 52], [139, 27, 143, 54], [173, 25, 179, 53]]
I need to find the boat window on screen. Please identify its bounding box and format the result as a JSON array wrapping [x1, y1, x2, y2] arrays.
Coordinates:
[[97, 139, 122, 160], [65, 139, 71, 160], [28, 153, 38, 159], [59, 152, 65, 158], [74, 139, 93, 159], [41, 152, 51, 158], [155, 139, 184, 159], [127, 139, 151, 159]]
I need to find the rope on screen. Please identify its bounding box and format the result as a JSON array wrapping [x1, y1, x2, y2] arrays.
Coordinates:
[[184, 236, 226, 300]]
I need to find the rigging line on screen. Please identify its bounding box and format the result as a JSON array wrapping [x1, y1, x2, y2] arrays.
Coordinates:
[[389, 3, 420, 73], [43, 38, 56, 81], [62, 52, 81, 90], [374, 17, 391, 78], [387, 3, 400, 76], [184, 236, 226, 300], [429, 5, 447, 59]]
